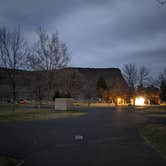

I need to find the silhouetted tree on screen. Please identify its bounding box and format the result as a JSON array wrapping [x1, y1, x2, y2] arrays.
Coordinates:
[[97, 76, 107, 90], [52, 90, 61, 100], [159, 69, 166, 101], [0, 26, 27, 111], [123, 64, 137, 88], [31, 71, 47, 108], [96, 76, 107, 98], [160, 81, 166, 101], [122, 64, 137, 104], [55, 69, 83, 98], [138, 66, 150, 87], [83, 79, 96, 106], [27, 28, 70, 100]]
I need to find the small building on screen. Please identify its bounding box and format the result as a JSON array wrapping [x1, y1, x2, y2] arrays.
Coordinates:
[[54, 98, 74, 111]]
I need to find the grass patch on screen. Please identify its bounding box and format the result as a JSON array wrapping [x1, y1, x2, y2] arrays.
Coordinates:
[[135, 106, 166, 158], [138, 124, 166, 158], [0, 110, 86, 122], [134, 106, 166, 123], [146, 114, 166, 118], [134, 106, 166, 113], [0, 156, 20, 166], [0, 104, 87, 122]]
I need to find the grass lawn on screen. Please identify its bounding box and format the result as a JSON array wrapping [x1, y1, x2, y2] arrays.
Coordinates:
[[138, 124, 166, 158], [0, 156, 21, 166], [0, 104, 86, 122], [135, 106, 166, 158]]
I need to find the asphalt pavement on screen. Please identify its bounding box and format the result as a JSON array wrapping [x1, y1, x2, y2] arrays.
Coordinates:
[[0, 107, 165, 166]]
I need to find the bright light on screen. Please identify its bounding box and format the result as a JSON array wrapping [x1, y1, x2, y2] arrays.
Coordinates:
[[117, 98, 121, 102], [135, 97, 145, 106], [117, 98, 122, 105]]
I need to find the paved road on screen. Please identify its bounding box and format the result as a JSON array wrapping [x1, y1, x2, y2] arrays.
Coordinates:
[[0, 107, 166, 166]]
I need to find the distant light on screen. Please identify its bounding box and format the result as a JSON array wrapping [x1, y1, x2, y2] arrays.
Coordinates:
[[117, 98, 121, 102], [135, 97, 145, 106]]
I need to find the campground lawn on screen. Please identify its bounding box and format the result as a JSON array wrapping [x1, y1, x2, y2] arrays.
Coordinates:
[[135, 106, 166, 158], [0, 103, 86, 122]]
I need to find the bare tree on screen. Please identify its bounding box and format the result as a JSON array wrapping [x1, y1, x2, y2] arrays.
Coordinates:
[[83, 79, 97, 107], [159, 68, 166, 81], [122, 64, 138, 104], [152, 69, 166, 89], [159, 68, 166, 101], [0, 26, 27, 111], [27, 28, 70, 71], [123, 64, 138, 89], [138, 66, 150, 87], [55, 69, 83, 98], [27, 28, 70, 100], [30, 71, 48, 108]]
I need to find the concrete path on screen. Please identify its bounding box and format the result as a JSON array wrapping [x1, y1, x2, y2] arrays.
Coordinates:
[[0, 107, 166, 166]]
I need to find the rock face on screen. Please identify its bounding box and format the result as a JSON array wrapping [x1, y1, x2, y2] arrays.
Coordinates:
[[73, 67, 122, 78], [68, 67, 128, 99], [71, 67, 127, 89]]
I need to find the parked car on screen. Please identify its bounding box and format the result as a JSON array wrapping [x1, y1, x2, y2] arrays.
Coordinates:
[[18, 99, 26, 105]]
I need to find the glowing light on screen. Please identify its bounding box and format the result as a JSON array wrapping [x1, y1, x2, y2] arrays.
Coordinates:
[[117, 98, 121, 102], [117, 98, 122, 105], [135, 97, 145, 106]]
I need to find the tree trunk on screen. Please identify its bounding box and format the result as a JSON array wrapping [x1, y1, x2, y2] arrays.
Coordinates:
[[38, 99, 42, 110], [12, 83, 16, 112]]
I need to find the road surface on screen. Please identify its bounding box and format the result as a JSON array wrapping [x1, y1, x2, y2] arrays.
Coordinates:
[[0, 107, 165, 166]]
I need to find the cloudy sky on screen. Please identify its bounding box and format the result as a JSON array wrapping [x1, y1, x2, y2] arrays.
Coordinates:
[[0, 0, 166, 74]]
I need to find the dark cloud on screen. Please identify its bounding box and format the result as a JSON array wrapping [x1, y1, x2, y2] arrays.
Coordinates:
[[0, 0, 166, 75], [0, 0, 114, 28]]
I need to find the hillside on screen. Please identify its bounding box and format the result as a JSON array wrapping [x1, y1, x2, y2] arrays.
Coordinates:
[[0, 67, 127, 100], [70, 67, 127, 89]]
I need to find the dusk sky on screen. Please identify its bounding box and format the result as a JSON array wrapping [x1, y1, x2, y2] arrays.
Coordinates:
[[0, 0, 166, 74]]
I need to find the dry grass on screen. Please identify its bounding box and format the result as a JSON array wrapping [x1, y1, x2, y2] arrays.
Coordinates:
[[0, 104, 86, 122], [138, 124, 166, 158], [136, 106, 166, 158], [0, 156, 20, 166]]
